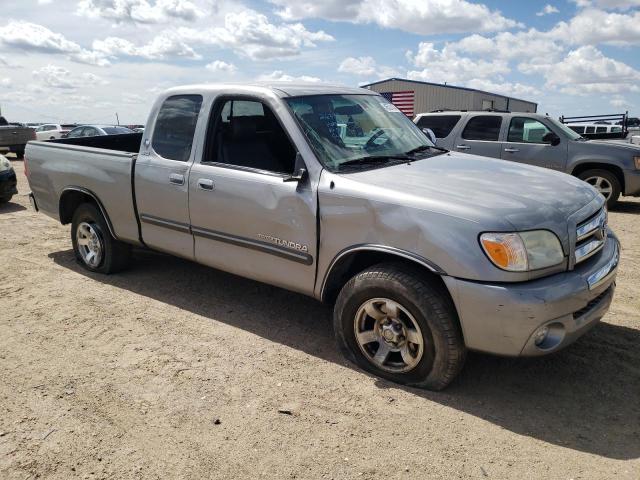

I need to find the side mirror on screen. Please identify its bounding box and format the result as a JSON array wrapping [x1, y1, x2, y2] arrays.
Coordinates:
[[422, 127, 437, 145], [543, 132, 561, 146], [283, 152, 308, 183]]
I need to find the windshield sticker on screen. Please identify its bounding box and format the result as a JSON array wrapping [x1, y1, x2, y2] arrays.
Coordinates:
[[380, 102, 401, 113]]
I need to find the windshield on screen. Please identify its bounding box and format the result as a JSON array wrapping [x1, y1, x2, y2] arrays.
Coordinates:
[[285, 94, 435, 171], [103, 126, 134, 135], [547, 118, 583, 140]]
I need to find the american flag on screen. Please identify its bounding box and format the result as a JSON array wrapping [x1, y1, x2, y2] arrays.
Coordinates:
[[380, 91, 415, 117]]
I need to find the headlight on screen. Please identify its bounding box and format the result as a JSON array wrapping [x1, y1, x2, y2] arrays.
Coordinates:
[[480, 230, 564, 272], [0, 156, 11, 171], [634, 156, 640, 170]]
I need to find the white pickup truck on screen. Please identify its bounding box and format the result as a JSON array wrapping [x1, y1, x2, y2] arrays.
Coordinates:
[[25, 83, 619, 390]]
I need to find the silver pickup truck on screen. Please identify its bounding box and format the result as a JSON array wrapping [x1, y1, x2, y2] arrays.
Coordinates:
[[25, 83, 620, 390]]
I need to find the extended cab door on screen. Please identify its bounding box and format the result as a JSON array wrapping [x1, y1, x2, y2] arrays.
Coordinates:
[[501, 116, 567, 171], [188, 96, 317, 295], [134, 94, 204, 258], [452, 114, 503, 158]]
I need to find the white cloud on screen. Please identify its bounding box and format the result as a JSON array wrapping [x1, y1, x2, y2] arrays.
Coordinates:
[[407, 42, 510, 85], [0, 21, 109, 66], [207, 10, 334, 60], [465, 79, 540, 98], [257, 70, 322, 83], [449, 30, 563, 64], [270, 0, 519, 35], [32, 65, 109, 90], [542, 46, 640, 94], [338, 56, 399, 78], [572, 0, 640, 9], [91, 10, 333, 61], [76, 0, 204, 24], [536, 4, 559, 16], [610, 95, 631, 108], [205, 60, 237, 73], [551, 8, 640, 45], [0, 78, 11, 88], [93, 33, 200, 60]]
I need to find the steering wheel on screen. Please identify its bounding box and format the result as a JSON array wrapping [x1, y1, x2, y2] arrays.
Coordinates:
[[364, 128, 399, 149]]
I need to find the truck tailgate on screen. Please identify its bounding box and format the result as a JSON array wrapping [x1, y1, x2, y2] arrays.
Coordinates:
[[0, 126, 33, 146], [26, 141, 141, 245]]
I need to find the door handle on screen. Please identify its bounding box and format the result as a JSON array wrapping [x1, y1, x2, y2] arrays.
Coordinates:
[[197, 178, 214, 191], [504, 148, 520, 153], [456, 144, 470, 150], [169, 173, 184, 185]]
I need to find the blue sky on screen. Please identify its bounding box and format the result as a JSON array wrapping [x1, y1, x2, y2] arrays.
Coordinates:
[[0, 0, 639, 124]]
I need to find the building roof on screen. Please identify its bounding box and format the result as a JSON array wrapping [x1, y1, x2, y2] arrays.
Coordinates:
[[360, 77, 537, 106]]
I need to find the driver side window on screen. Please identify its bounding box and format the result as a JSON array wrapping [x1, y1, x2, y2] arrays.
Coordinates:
[[508, 117, 552, 144], [205, 98, 296, 175]]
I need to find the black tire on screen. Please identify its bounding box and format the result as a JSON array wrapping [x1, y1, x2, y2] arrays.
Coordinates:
[[0, 196, 11, 204], [333, 263, 466, 390], [71, 203, 131, 274], [15, 148, 25, 160], [577, 169, 621, 209]]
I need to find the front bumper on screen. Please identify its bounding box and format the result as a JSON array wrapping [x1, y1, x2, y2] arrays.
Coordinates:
[[624, 168, 640, 196], [444, 232, 620, 357], [0, 168, 18, 198]]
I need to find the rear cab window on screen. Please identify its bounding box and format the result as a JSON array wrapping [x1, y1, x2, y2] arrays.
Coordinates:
[[416, 115, 461, 138], [152, 94, 203, 162], [461, 115, 502, 141]]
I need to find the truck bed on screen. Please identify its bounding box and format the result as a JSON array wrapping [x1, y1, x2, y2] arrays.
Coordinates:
[[26, 134, 143, 245]]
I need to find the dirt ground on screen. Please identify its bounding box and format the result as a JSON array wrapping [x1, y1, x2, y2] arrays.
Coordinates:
[[1, 155, 639, 480]]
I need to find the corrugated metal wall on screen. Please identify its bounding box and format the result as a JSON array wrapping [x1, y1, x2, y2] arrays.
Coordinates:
[[366, 79, 537, 115]]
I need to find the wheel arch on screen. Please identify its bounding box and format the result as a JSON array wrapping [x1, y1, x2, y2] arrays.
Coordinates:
[[59, 187, 117, 239], [571, 162, 625, 194], [320, 245, 448, 303]]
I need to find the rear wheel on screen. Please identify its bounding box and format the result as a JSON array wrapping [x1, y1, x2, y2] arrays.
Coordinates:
[[333, 263, 466, 390], [71, 203, 131, 274], [14, 147, 25, 159], [578, 169, 621, 209]]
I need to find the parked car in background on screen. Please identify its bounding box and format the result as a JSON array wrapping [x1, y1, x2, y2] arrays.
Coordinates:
[[34, 124, 78, 141], [0, 122, 35, 158], [65, 125, 134, 138], [0, 154, 18, 203], [566, 123, 625, 139], [414, 111, 640, 207], [25, 83, 620, 390]]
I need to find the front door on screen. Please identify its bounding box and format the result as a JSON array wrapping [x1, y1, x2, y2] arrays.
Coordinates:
[[188, 97, 317, 294], [135, 94, 204, 259], [501, 116, 567, 171], [453, 114, 503, 158]]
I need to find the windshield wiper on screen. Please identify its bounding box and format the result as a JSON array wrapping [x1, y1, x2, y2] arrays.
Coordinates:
[[337, 155, 412, 170], [405, 145, 433, 155]]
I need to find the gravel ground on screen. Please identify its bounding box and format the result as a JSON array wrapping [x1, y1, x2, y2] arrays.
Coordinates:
[[1, 156, 639, 480]]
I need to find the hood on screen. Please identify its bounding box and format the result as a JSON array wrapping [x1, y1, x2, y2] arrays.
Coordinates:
[[338, 151, 598, 231], [580, 139, 640, 152]]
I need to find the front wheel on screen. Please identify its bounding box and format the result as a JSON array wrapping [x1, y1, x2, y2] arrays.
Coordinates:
[[578, 169, 621, 209], [333, 263, 466, 390], [71, 203, 131, 274]]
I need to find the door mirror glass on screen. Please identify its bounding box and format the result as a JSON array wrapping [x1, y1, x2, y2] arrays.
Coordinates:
[[542, 132, 561, 146]]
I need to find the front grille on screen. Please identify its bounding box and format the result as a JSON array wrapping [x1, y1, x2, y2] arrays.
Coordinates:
[[574, 207, 607, 265], [573, 286, 611, 319]]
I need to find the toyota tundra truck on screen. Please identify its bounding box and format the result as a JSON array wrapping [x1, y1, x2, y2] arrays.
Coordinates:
[[24, 83, 620, 390]]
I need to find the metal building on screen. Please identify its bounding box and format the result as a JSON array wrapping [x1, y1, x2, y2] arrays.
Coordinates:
[[362, 78, 537, 117]]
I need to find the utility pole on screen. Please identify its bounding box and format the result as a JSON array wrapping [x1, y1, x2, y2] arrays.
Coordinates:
[[115, 112, 120, 125]]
